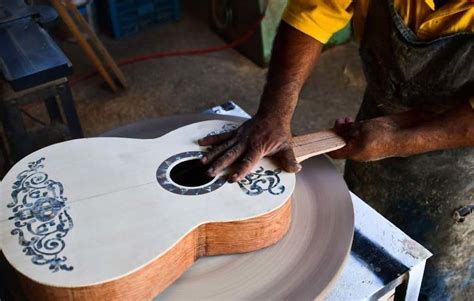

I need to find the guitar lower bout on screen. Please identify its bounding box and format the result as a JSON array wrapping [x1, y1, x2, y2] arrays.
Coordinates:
[[17, 198, 293, 300]]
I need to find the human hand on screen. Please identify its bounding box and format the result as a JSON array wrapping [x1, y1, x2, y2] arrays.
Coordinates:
[[198, 116, 302, 182], [328, 116, 404, 161]]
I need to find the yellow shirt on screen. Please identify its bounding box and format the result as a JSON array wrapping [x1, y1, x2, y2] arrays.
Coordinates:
[[282, 0, 474, 43], [282, 0, 474, 108]]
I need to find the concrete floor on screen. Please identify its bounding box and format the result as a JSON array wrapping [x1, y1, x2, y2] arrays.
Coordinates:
[[58, 0, 366, 134], [30, 1, 366, 171]]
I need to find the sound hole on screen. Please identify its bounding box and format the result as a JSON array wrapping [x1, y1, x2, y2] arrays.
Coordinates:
[[169, 159, 215, 187]]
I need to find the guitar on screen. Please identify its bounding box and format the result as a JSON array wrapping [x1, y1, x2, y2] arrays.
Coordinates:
[[0, 120, 345, 300]]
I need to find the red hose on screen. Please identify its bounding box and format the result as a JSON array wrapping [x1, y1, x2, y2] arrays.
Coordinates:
[[71, 15, 265, 86]]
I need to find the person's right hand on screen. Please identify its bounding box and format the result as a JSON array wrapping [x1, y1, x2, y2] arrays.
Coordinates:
[[198, 115, 302, 183]]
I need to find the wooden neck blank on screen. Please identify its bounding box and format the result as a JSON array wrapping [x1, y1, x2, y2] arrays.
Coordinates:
[[293, 130, 346, 162]]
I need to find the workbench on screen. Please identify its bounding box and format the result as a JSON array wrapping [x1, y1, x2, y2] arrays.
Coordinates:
[[0, 0, 83, 165], [0, 0, 71, 91]]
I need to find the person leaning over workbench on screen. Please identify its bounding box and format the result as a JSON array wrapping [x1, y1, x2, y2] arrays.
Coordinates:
[[199, 0, 474, 299]]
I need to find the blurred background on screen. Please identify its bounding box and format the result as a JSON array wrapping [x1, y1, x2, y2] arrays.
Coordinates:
[[0, 0, 366, 174]]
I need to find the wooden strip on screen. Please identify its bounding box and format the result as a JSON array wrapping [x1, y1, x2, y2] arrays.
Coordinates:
[[17, 199, 292, 300], [64, 0, 128, 88], [293, 130, 346, 162], [50, 0, 118, 92]]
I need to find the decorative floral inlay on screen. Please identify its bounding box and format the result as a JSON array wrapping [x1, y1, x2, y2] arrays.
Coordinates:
[[156, 151, 227, 195], [205, 123, 238, 137], [238, 167, 286, 196], [7, 158, 74, 272]]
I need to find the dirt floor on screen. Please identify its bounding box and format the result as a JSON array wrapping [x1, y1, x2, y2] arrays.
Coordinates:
[[20, 0, 366, 172]]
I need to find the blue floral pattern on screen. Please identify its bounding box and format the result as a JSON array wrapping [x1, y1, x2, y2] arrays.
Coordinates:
[[8, 158, 74, 272], [238, 167, 286, 196], [205, 123, 238, 137]]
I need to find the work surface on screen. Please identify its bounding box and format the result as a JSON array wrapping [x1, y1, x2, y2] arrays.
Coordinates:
[[0, 113, 431, 300], [103, 114, 431, 300], [153, 192, 432, 300], [102, 115, 355, 300], [0, 191, 431, 300], [0, 116, 353, 300]]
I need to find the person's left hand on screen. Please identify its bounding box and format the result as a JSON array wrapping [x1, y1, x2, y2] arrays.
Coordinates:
[[328, 116, 405, 161]]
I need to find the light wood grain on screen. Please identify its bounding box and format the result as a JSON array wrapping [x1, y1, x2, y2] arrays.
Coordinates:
[[0, 121, 295, 300], [0, 120, 348, 300], [107, 116, 354, 301], [16, 200, 291, 300], [155, 154, 354, 301], [293, 130, 346, 162]]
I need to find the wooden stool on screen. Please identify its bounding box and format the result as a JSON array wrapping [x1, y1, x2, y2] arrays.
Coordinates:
[[0, 1, 84, 169], [0, 78, 83, 165]]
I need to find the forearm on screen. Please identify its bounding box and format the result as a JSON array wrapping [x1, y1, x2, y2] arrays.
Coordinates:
[[199, 22, 323, 178], [256, 21, 323, 126], [397, 101, 474, 156]]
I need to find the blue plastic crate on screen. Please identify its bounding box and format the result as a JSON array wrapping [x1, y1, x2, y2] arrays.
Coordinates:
[[102, 0, 181, 38]]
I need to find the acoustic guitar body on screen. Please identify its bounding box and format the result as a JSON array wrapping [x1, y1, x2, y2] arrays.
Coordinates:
[[0, 120, 297, 300]]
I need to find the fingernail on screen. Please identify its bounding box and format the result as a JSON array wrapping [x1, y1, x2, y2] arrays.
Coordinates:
[[207, 168, 215, 176], [296, 163, 302, 172], [230, 173, 239, 182], [201, 156, 207, 164]]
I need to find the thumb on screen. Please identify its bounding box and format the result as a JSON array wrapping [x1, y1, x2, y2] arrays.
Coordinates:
[[274, 148, 302, 173]]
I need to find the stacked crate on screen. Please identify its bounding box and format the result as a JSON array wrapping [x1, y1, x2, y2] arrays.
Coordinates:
[[102, 0, 181, 38]]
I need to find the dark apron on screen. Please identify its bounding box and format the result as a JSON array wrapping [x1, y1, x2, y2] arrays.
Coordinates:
[[344, 0, 474, 299]]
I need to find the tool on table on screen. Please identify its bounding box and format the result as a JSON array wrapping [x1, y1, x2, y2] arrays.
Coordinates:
[[0, 119, 347, 300], [49, 0, 127, 92]]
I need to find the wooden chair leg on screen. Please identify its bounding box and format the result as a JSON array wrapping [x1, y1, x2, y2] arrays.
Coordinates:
[[0, 100, 34, 161], [64, 0, 128, 88], [56, 82, 84, 139], [50, 0, 118, 92], [45, 96, 63, 123]]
